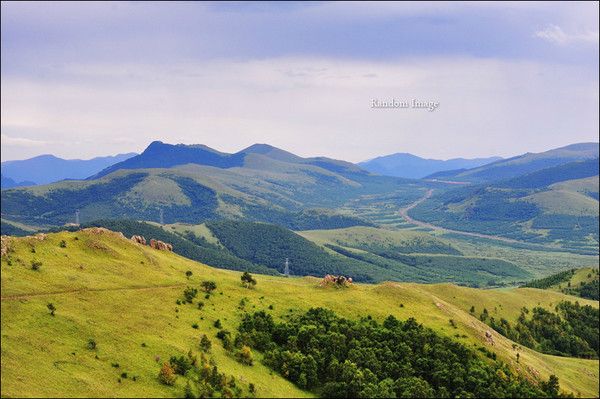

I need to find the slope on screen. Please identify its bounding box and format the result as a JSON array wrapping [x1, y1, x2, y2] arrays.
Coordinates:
[[426, 142, 599, 183], [1, 230, 598, 397]]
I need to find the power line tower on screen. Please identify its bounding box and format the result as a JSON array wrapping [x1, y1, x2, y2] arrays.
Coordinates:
[[159, 208, 164, 225], [284, 258, 290, 277], [75, 209, 80, 225]]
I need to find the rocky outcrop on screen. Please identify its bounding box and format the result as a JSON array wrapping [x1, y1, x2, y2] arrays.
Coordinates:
[[131, 235, 147, 245], [1, 236, 11, 257], [319, 274, 353, 288], [150, 239, 173, 251]]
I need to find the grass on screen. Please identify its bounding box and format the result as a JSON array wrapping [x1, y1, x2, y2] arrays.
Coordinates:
[[1, 229, 598, 398]]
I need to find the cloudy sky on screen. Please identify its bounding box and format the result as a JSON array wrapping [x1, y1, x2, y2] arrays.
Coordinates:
[[1, 1, 598, 162]]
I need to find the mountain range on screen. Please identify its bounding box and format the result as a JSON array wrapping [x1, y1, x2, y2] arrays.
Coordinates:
[[359, 153, 502, 178], [1, 152, 137, 188]]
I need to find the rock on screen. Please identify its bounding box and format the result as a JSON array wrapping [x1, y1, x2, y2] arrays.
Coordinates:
[[319, 274, 353, 287], [149, 239, 173, 251], [130, 235, 147, 245], [1, 236, 11, 257], [485, 330, 495, 346]]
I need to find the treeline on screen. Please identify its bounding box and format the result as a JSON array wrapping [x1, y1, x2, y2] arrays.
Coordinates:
[[479, 301, 599, 359], [237, 308, 566, 398], [81, 219, 278, 275], [522, 270, 576, 289]]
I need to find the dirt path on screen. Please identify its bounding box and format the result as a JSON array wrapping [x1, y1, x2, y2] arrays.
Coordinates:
[[399, 190, 531, 245], [1, 283, 187, 301]]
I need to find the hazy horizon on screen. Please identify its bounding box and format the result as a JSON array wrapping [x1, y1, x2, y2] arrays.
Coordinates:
[[2, 2, 599, 162]]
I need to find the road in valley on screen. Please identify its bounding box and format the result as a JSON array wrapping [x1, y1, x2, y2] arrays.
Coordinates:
[[399, 189, 527, 245]]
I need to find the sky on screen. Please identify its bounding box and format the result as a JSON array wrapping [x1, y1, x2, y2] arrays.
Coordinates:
[[1, 1, 599, 162]]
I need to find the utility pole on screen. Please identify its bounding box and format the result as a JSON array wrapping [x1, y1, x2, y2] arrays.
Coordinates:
[[284, 258, 290, 277], [75, 209, 80, 225]]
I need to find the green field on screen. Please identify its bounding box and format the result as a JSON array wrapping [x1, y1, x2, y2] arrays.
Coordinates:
[[1, 229, 598, 397]]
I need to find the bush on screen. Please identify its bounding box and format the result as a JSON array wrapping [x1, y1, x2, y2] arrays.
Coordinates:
[[201, 280, 217, 293], [59, 240, 67, 248], [200, 334, 212, 353], [235, 345, 253, 365], [87, 338, 97, 350], [183, 287, 198, 303], [192, 323, 199, 329], [241, 272, 257, 288], [47, 303, 56, 316], [214, 319, 222, 329], [186, 270, 193, 279], [197, 301, 205, 310], [158, 362, 177, 386], [31, 260, 42, 271]]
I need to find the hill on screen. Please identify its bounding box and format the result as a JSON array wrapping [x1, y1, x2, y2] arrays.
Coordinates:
[[409, 162, 599, 253], [359, 153, 501, 178], [1, 229, 598, 397], [523, 268, 599, 300], [1, 153, 137, 185], [426, 143, 599, 183]]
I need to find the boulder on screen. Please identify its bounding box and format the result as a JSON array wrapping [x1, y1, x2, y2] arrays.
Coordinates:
[[130, 235, 147, 245], [150, 239, 173, 251]]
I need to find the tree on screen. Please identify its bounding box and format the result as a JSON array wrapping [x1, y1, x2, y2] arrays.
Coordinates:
[[201, 280, 217, 294], [158, 362, 177, 386], [183, 287, 198, 303], [186, 270, 193, 279], [241, 272, 257, 288], [47, 303, 56, 316]]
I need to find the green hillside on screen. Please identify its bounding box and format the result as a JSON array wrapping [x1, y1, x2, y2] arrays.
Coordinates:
[[409, 172, 599, 253], [1, 229, 598, 397], [524, 268, 599, 300]]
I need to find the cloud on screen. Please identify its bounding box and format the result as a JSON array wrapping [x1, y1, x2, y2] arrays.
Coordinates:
[[0, 133, 47, 147], [1, 57, 597, 162], [534, 24, 599, 45]]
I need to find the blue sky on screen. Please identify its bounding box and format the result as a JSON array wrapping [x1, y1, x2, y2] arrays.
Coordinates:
[[1, 1, 598, 161]]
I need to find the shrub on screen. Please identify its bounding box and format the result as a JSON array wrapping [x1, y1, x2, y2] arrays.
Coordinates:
[[192, 323, 199, 329], [186, 270, 193, 279], [31, 260, 42, 271], [241, 272, 257, 288], [121, 372, 128, 379], [214, 319, 222, 329], [158, 362, 177, 386], [47, 303, 56, 316], [183, 287, 198, 303], [200, 334, 212, 353], [87, 338, 97, 350], [235, 345, 253, 365], [201, 280, 217, 293], [197, 301, 205, 310], [111, 363, 120, 368], [59, 240, 67, 248]]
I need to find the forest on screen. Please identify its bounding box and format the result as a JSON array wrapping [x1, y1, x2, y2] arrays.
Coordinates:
[[236, 308, 567, 398]]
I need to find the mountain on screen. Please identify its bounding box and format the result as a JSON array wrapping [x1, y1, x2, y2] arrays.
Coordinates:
[[91, 141, 367, 180], [1, 142, 405, 229], [0, 229, 597, 398], [0, 174, 35, 190], [359, 153, 502, 179], [426, 142, 599, 183], [1, 153, 137, 185]]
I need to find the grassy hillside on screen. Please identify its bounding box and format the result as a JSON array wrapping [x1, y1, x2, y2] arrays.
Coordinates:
[[409, 173, 599, 253], [1, 229, 598, 397], [0, 166, 376, 231]]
